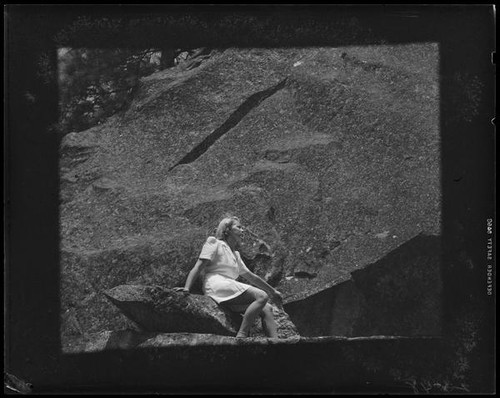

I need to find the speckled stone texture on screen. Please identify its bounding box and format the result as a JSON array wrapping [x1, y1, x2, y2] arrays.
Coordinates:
[[62, 330, 437, 353], [60, 45, 440, 342], [104, 285, 239, 336]]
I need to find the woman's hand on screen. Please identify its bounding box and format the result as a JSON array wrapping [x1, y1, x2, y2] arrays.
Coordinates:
[[173, 287, 190, 294]]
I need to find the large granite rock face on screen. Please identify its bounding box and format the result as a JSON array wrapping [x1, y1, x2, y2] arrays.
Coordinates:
[[103, 285, 299, 339], [284, 234, 442, 337], [60, 45, 440, 340]]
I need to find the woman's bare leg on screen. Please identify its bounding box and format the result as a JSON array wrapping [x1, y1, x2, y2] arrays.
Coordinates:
[[223, 287, 269, 337], [260, 303, 278, 338]]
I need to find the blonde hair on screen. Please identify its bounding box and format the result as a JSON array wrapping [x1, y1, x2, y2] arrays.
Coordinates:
[[215, 216, 241, 241]]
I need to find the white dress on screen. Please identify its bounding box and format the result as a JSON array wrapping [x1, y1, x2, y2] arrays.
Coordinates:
[[198, 236, 252, 303]]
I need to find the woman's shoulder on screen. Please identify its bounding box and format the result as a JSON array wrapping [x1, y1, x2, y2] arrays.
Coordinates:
[[205, 236, 220, 245]]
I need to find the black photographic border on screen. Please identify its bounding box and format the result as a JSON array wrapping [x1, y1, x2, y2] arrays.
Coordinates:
[[5, 5, 495, 394]]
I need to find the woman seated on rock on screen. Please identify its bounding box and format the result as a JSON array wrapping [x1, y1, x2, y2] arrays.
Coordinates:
[[176, 216, 283, 338]]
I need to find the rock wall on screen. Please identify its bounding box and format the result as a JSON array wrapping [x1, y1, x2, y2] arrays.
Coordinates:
[[60, 45, 440, 340], [284, 234, 442, 337]]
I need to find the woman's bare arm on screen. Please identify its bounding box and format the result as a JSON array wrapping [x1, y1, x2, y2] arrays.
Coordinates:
[[178, 259, 210, 292], [241, 271, 283, 304]]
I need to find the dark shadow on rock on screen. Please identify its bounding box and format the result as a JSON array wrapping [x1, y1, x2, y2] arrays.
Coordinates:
[[169, 77, 289, 171], [104, 329, 156, 350], [284, 234, 442, 337]]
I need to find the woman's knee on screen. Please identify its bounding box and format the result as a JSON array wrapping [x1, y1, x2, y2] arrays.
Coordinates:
[[260, 303, 273, 318], [254, 289, 269, 304]]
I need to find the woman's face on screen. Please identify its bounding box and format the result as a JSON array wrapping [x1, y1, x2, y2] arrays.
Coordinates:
[[228, 220, 244, 240]]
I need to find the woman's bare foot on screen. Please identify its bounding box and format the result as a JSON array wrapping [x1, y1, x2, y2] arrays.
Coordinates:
[[236, 331, 249, 338]]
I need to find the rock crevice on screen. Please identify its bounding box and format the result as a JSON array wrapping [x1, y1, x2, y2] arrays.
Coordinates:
[[169, 77, 289, 171]]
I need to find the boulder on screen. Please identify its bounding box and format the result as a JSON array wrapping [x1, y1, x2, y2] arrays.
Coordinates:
[[104, 285, 238, 336], [284, 234, 442, 337], [104, 285, 300, 338]]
